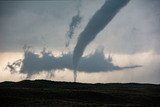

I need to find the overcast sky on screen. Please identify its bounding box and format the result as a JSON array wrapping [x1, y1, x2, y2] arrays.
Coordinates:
[[0, 0, 159, 54], [0, 0, 160, 83]]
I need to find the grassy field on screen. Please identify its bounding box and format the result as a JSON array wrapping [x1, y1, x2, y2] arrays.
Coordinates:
[[0, 80, 160, 107]]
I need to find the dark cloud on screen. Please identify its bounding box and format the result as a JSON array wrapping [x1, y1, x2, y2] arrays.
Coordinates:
[[6, 47, 140, 78]]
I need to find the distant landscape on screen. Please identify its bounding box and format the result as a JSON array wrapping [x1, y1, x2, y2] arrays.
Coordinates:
[[0, 80, 160, 107]]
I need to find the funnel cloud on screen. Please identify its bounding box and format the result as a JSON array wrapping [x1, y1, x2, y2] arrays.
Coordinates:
[[73, 0, 130, 82]]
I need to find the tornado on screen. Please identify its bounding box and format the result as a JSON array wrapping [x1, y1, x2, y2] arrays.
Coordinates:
[[73, 0, 130, 82]]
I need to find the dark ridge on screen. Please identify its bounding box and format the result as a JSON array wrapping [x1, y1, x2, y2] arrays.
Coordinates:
[[0, 80, 160, 107]]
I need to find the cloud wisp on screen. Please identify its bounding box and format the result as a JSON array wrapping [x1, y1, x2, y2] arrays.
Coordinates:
[[65, 0, 82, 47]]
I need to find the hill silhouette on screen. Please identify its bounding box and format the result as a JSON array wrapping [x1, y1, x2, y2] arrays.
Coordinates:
[[0, 80, 160, 107]]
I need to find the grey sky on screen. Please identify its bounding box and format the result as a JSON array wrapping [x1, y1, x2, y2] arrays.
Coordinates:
[[0, 0, 160, 83], [0, 0, 160, 54]]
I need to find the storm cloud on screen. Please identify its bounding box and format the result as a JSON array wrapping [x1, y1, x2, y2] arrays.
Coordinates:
[[5, 47, 140, 78]]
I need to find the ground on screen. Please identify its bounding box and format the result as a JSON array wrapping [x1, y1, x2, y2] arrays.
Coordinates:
[[0, 80, 160, 107]]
